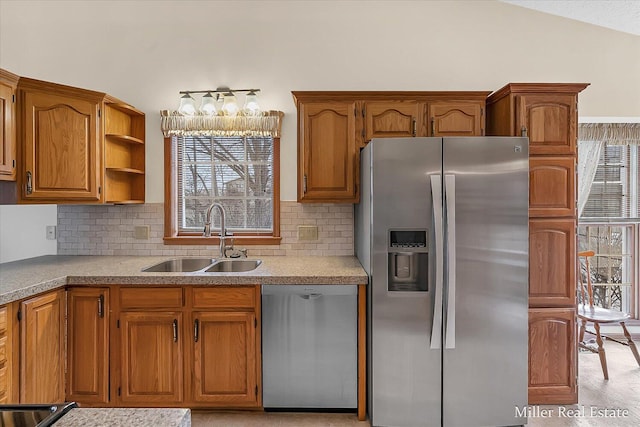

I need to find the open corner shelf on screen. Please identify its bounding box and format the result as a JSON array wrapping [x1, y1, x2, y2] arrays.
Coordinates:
[[106, 134, 144, 145], [104, 103, 145, 204]]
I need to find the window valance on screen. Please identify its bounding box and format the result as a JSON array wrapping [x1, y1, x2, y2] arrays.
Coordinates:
[[579, 123, 640, 145], [160, 110, 284, 137]]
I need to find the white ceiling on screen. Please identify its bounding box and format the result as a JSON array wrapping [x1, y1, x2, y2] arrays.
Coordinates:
[[500, 0, 640, 36]]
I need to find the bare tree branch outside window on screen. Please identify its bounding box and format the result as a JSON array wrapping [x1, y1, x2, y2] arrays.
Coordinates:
[[176, 135, 273, 233]]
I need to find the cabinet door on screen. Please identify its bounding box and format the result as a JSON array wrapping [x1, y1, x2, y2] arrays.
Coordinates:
[[517, 94, 577, 155], [529, 156, 575, 217], [363, 101, 422, 141], [0, 304, 18, 403], [298, 101, 357, 202], [528, 308, 577, 404], [67, 288, 109, 404], [428, 101, 483, 136], [22, 90, 101, 201], [191, 311, 258, 406], [529, 219, 576, 307], [20, 290, 66, 403], [0, 77, 16, 180], [120, 312, 183, 404]]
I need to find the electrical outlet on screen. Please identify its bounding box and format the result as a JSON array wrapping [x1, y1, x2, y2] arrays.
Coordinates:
[[134, 225, 150, 240], [298, 225, 318, 241], [46, 225, 57, 240]]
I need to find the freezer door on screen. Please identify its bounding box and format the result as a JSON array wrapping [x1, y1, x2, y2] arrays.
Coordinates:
[[368, 138, 443, 427], [442, 137, 529, 427]]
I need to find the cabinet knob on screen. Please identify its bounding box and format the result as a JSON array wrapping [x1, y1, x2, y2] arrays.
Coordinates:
[[172, 319, 178, 342], [194, 319, 200, 343]]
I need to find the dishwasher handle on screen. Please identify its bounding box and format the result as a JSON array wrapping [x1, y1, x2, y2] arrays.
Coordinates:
[[299, 293, 323, 300]]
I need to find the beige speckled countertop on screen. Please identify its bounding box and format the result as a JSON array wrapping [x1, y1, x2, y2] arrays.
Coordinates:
[[0, 255, 368, 305], [53, 408, 190, 427]]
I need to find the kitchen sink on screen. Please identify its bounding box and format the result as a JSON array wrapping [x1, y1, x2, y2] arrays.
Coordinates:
[[141, 258, 217, 272], [204, 259, 262, 273]]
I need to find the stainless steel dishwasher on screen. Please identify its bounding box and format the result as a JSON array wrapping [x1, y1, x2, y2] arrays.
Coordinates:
[[262, 284, 357, 410]]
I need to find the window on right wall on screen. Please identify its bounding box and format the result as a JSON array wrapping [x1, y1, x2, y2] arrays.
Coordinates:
[[578, 123, 640, 317]]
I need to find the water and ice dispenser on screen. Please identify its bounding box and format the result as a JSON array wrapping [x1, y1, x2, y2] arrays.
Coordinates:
[[387, 229, 428, 292]]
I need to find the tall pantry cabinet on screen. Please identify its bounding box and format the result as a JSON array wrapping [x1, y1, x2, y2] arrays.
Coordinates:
[[486, 83, 589, 405]]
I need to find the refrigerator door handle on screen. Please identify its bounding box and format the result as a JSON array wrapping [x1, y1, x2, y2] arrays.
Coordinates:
[[430, 174, 444, 350], [445, 174, 456, 349]]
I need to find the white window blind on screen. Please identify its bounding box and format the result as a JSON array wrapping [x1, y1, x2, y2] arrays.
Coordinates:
[[175, 135, 274, 233], [582, 143, 640, 219]]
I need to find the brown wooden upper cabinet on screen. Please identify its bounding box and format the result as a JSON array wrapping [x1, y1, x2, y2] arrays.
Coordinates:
[[428, 101, 484, 137], [295, 99, 358, 203], [20, 85, 102, 201], [0, 69, 19, 182], [485, 83, 589, 155], [363, 100, 422, 141], [16, 76, 145, 204], [292, 92, 490, 203]]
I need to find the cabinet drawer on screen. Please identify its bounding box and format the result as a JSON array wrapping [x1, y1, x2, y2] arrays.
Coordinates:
[[0, 306, 6, 333], [192, 287, 256, 309], [120, 288, 183, 309]]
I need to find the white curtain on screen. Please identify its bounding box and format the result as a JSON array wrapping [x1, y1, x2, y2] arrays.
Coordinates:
[[577, 123, 640, 217], [577, 140, 604, 217]]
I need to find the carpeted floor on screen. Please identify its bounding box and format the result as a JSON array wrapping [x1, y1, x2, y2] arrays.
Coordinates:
[[191, 339, 640, 426]]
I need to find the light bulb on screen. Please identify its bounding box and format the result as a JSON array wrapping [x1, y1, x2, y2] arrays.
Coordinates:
[[243, 91, 261, 115], [200, 92, 217, 115], [221, 92, 239, 116], [178, 93, 196, 115]]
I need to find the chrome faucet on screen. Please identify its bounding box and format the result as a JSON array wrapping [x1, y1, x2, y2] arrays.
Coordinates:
[[203, 202, 233, 258]]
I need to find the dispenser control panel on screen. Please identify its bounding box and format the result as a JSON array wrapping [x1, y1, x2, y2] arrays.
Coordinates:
[[387, 229, 428, 292]]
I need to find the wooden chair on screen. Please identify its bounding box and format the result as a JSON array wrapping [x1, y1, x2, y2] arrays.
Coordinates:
[[577, 250, 640, 379]]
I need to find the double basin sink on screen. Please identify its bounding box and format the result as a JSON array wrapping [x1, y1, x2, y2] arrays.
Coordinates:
[[142, 257, 262, 273]]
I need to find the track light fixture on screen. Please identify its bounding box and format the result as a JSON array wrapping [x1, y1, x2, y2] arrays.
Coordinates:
[[177, 88, 261, 116]]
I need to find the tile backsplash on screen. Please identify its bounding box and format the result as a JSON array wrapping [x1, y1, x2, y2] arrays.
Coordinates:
[[57, 202, 354, 257]]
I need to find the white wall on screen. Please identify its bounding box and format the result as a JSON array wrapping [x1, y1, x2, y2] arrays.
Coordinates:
[[0, 205, 57, 263], [0, 0, 638, 259]]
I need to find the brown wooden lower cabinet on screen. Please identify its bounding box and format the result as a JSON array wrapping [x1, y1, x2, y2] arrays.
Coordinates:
[[528, 308, 577, 404], [119, 311, 184, 404], [113, 285, 261, 408], [190, 311, 258, 405], [20, 290, 66, 403], [0, 304, 18, 403], [67, 288, 109, 404]]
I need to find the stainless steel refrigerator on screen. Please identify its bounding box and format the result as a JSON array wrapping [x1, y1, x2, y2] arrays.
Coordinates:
[[355, 137, 529, 427]]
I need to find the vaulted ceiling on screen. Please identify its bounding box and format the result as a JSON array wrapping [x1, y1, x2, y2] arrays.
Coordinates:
[[501, 0, 640, 36]]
